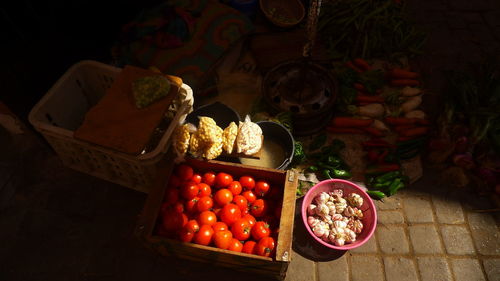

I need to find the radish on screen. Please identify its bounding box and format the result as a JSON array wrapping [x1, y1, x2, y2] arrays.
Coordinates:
[[349, 103, 385, 118], [401, 86, 422, 97], [401, 95, 422, 113]]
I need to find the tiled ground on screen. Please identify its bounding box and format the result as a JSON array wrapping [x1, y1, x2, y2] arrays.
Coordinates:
[[1, 0, 500, 280]]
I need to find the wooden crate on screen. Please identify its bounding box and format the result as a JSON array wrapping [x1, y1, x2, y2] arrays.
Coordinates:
[[135, 157, 298, 280]]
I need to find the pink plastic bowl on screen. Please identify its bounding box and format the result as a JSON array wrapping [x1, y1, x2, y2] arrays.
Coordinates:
[[301, 179, 377, 250]]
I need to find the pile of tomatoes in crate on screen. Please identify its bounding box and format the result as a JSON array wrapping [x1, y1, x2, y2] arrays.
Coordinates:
[[157, 163, 283, 258]]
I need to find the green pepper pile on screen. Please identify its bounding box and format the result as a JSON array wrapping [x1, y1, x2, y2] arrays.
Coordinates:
[[306, 138, 352, 181], [365, 170, 409, 200]]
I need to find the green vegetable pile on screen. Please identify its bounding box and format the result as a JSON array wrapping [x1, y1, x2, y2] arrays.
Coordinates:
[[306, 137, 352, 181], [365, 170, 409, 200], [318, 0, 427, 60]]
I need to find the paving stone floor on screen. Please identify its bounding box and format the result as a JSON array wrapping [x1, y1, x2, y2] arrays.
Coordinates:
[[2, 0, 500, 280]]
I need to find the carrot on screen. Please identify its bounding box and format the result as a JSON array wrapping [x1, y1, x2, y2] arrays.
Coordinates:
[[345, 61, 363, 73], [361, 127, 385, 137], [326, 127, 366, 135], [388, 68, 419, 79], [399, 126, 429, 137], [356, 94, 385, 103], [330, 117, 373, 127], [390, 79, 420, 87], [384, 117, 420, 126], [353, 58, 372, 71], [393, 124, 416, 133], [354, 83, 367, 91]]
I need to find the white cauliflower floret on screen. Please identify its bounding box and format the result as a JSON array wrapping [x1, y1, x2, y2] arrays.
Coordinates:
[[236, 115, 263, 155]]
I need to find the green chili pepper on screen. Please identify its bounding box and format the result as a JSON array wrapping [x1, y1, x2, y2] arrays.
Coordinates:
[[372, 181, 392, 190], [367, 190, 386, 200], [387, 178, 403, 196], [306, 165, 319, 172], [326, 155, 343, 167], [332, 169, 352, 179], [375, 171, 401, 184], [322, 169, 333, 179]]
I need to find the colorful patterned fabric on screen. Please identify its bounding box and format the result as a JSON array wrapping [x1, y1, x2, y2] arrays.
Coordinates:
[[114, 0, 254, 91]]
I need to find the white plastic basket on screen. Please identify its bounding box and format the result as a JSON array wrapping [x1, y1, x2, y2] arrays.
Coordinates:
[[28, 60, 194, 193]]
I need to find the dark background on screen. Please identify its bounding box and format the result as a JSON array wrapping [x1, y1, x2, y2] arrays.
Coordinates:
[[0, 0, 163, 122]]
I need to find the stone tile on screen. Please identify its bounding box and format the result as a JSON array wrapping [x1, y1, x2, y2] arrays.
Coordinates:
[[402, 194, 434, 223], [450, 0, 492, 11], [469, 24, 497, 42], [463, 13, 485, 24], [377, 211, 404, 224], [417, 257, 452, 281], [383, 257, 418, 281], [450, 259, 486, 281], [445, 12, 467, 29], [285, 250, 316, 281], [484, 10, 500, 27], [317, 254, 348, 281], [350, 234, 377, 254], [468, 212, 500, 255], [482, 259, 500, 281], [374, 195, 402, 210], [408, 225, 443, 254], [440, 225, 476, 255], [376, 226, 409, 254], [431, 193, 465, 224], [350, 255, 384, 281]]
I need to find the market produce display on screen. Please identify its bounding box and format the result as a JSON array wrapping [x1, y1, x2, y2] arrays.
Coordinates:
[[157, 163, 283, 258], [173, 115, 263, 160], [306, 189, 364, 246]]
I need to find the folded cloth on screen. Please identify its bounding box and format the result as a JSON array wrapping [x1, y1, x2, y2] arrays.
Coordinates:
[[74, 65, 182, 155]]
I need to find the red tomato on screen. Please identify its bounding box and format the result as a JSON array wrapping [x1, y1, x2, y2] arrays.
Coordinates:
[[242, 240, 257, 254], [239, 176, 255, 190], [214, 189, 233, 206], [202, 172, 216, 186], [254, 181, 270, 197], [160, 202, 169, 216], [181, 182, 199, 200], [191, 173, 202, 184], [197, 183, 212, 197], [213, 230, 233, 250], [215, 172, 233, 188], [212, 221, 228, 233], [179, 228, 194, 242], [227, 181, 242, 195], [184, 197, 199, 213], [250, 199, 267, 217], [164, 188, 179, 205], [173, 202, 184, 213], [162, 211, 188, 232], [198, 211, 217, 226], [228, 238, 243, 252], [255, 237, 275, 257], [241, 208, 250, 216], [167, 174, 182, 189], [175, 164, 193, 181], [193, 225, 214, 246], [230, 218, 252, 241], [197, 196, 213, 212], [219, 203, 241, 226], [251, 221, 270, 241], [185, 219, 200, 233], [243, 214, 256, 227], [242, 190, 257, 204], [232, 195, 248, 212]]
